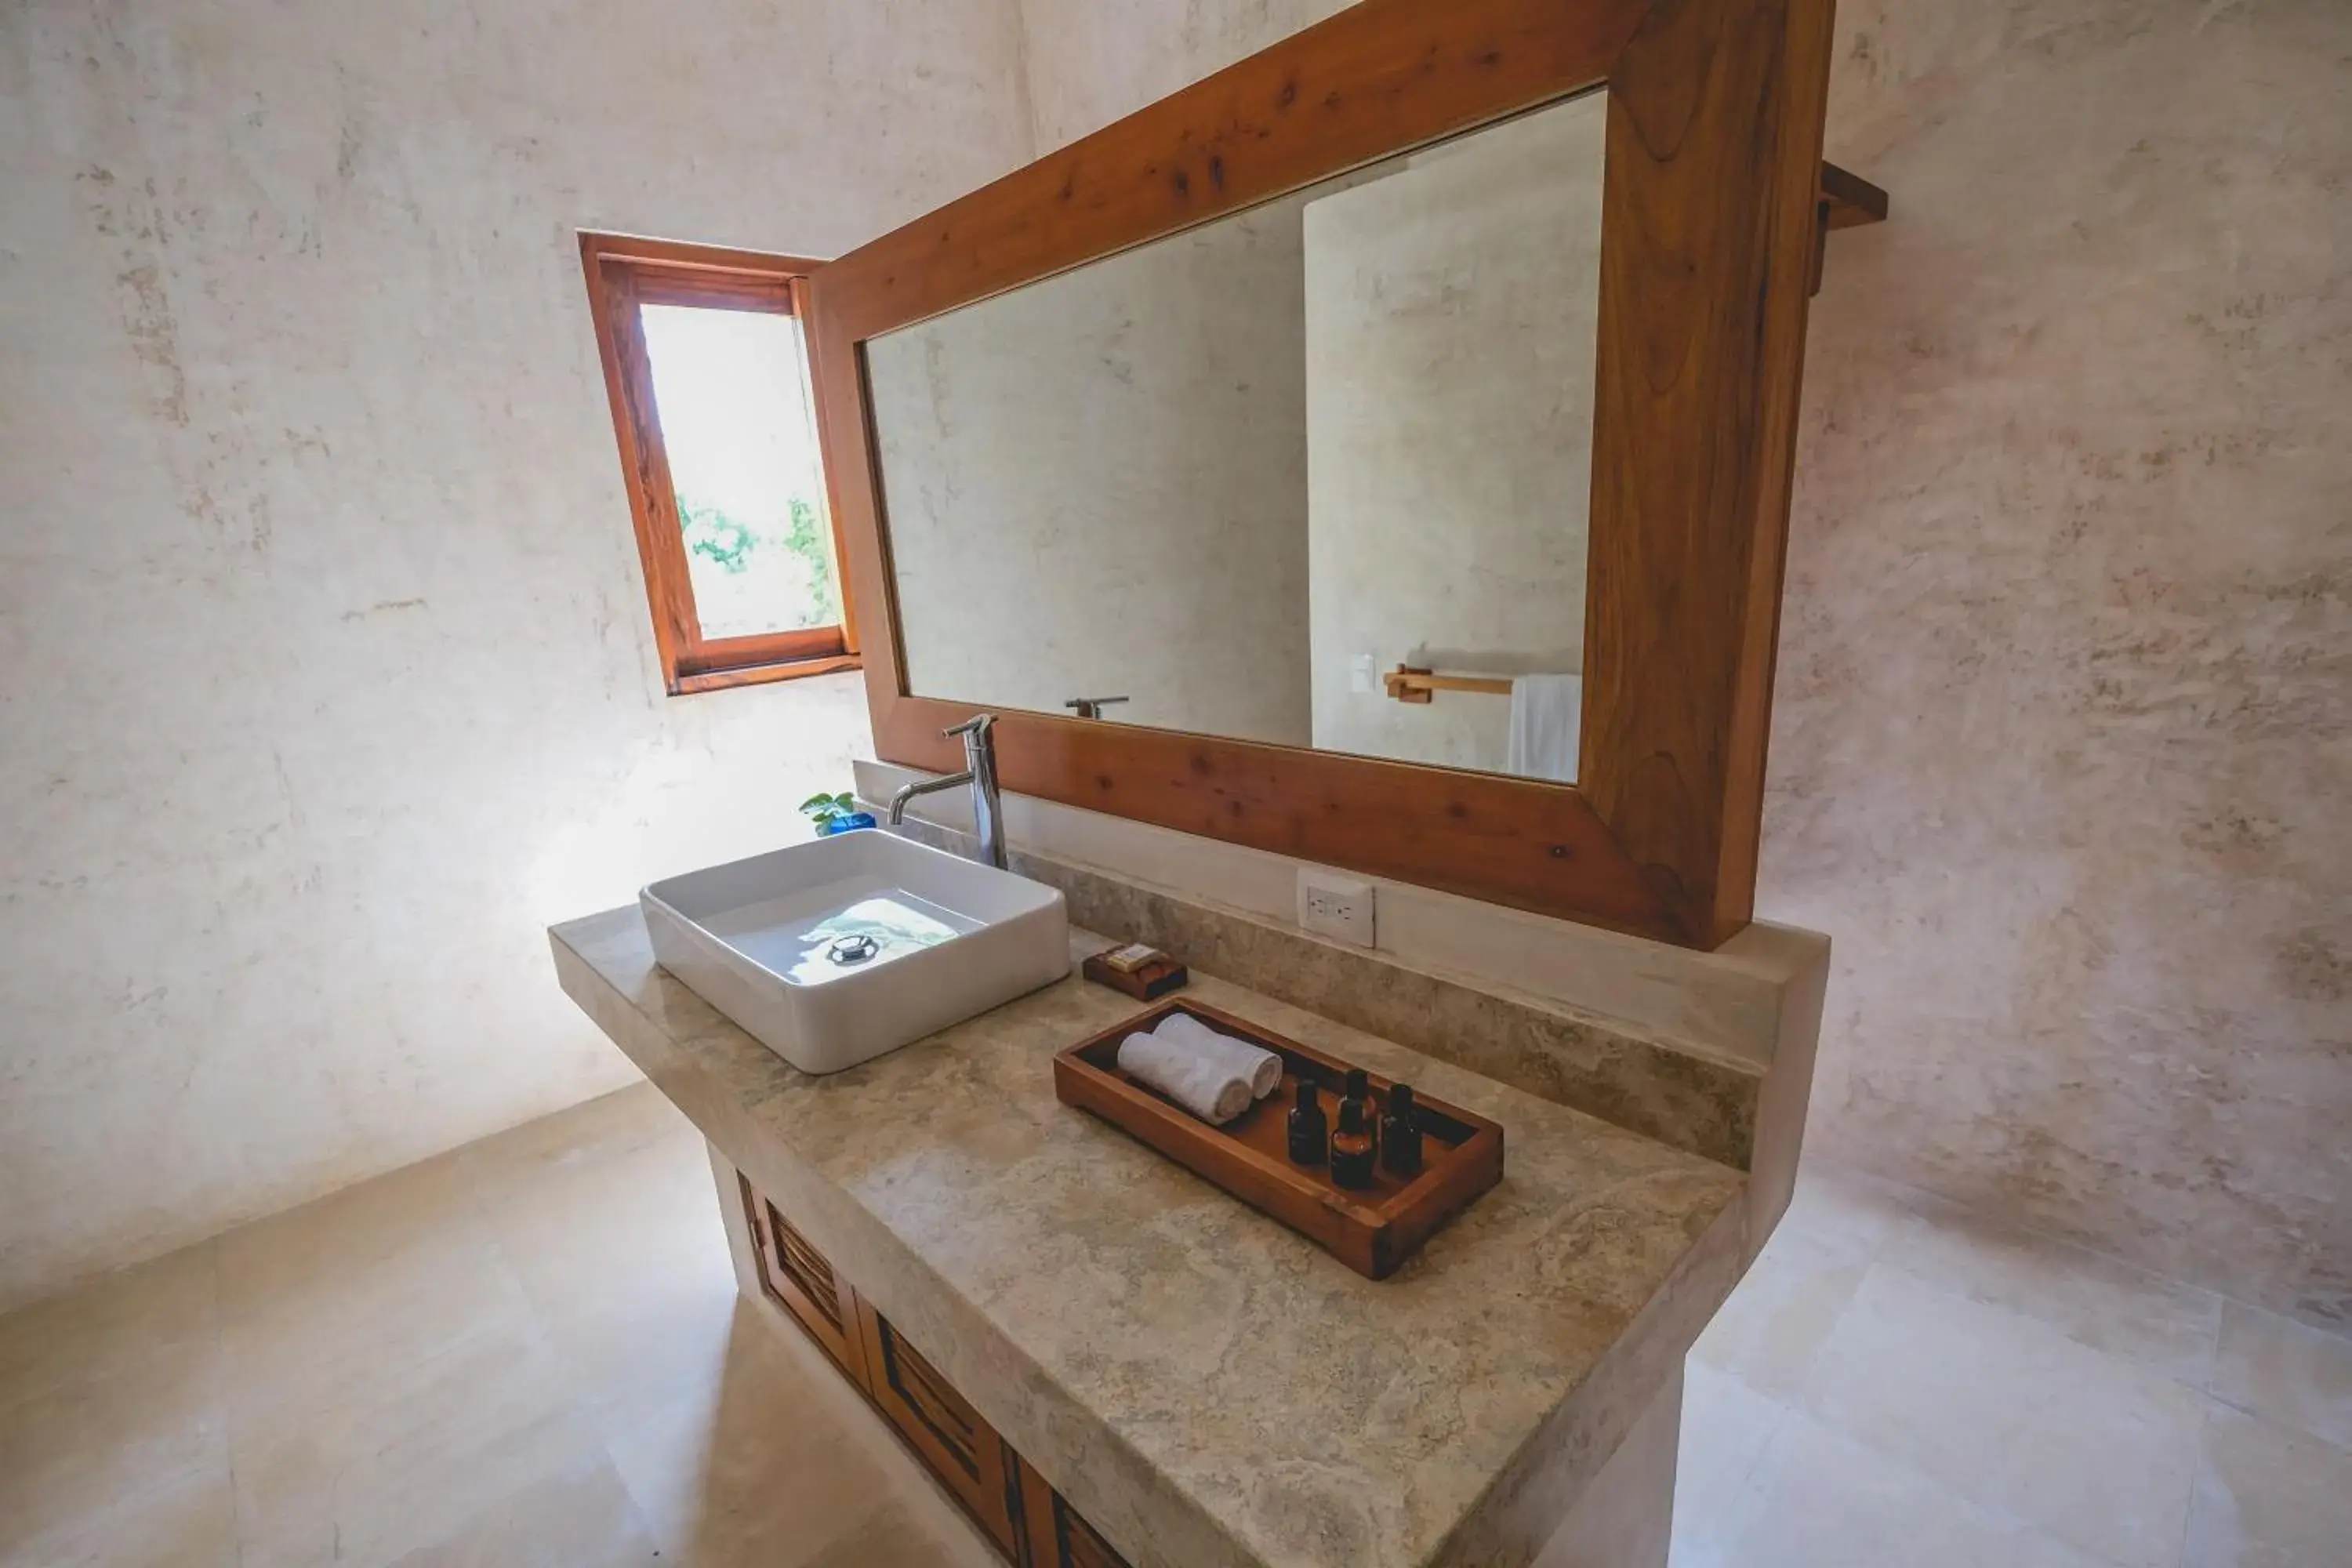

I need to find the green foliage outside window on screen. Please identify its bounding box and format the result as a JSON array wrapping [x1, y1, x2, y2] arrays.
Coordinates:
[[677, 492, 840, 627], [681, 497, 757, 573]]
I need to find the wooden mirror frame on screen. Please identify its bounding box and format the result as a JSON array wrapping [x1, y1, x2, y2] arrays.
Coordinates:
[[806, 0, 1850, 950]]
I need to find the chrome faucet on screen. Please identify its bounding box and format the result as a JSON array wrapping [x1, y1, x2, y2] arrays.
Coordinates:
[[887, 714, 1007, 869]]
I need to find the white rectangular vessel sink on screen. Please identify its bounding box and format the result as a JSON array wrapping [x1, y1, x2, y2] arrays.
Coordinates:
[[641, 830, 1070, 1076]]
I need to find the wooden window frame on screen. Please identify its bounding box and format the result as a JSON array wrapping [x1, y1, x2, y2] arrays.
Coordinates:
[[580, 231, 861, 695], [804, 0, 1871, 949]]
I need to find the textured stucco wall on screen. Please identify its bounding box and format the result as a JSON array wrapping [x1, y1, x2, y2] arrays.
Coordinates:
[[1766, 0, 2352, 1333], [1017, 0, 2352, 1330], [1013, 0, 1349, 151], [0, 0, 1031, 1309], [868, 197, 1314, 745], [1304, 98, 1604, 773]]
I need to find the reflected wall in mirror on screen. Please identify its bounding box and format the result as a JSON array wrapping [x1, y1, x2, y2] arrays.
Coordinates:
[[867, 89, 1606, 786]]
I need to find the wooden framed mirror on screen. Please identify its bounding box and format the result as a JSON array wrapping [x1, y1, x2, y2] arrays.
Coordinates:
[[804, 0, 1879, 950]]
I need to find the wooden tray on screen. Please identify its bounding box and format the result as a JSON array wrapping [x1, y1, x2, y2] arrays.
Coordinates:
[[1053, 1000, 1504, 1279]]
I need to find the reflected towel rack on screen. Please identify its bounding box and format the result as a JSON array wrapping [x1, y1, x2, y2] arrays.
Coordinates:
[[1384, 666, 1515, 705]]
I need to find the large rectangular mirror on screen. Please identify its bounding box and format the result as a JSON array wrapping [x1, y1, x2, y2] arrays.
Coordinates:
[[808, 0, 1860, 947], [866, 91, 1606, 786]]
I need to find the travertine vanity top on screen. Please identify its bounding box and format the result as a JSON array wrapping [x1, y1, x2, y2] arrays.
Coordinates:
[[552, 906, 1746, 1568]]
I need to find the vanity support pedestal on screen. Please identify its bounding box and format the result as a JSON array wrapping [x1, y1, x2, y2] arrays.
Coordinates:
[[1534, 1365, 1682, 1567], [707, 1144, 1131, 1568]]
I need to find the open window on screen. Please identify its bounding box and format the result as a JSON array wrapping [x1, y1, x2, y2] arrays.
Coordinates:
[[580, 232, 857, 694]]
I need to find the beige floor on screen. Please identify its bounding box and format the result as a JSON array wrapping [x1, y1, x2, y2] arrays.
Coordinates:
[[0, 1085, 998, 1568], [1675, 1163, 2352, 1568], [3, 1085, 2347, 1568]]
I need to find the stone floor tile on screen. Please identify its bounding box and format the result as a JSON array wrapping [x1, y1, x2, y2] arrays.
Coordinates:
[[384, 1452, 666, 1567], [0, 1339, 225, 1561], [216, 1151, 539, 1430], [1777, 1160, 1924, 1262], [791, 1500, 1001, 1568], [1709, 1410, 2120, 1568], [1669, 1358, 1790, 1563], [2181, 1404, 2352, 1567], [230, 1323, 600, 1568], [601, 1298, 977, 1566], [1802, 1264, 2205, 1568], [1690, 1222, 1873, 1398], [2209, 1300, 2352, 1452], [0, 1243, 220, 1416], [1878, 1200, 2224, 1385], [7, 1458, 241, 1568]]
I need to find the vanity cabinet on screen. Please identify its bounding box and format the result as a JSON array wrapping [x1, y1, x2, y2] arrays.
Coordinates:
[[736, 1174, 1131, 1568]]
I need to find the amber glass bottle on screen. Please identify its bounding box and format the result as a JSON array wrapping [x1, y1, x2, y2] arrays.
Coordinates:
[[1330, 1097, 1376, 1189], [1340, 1069, 1377, 1158]]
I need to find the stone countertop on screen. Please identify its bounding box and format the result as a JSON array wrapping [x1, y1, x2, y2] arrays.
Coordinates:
[[552, 906, 1747, 1568]]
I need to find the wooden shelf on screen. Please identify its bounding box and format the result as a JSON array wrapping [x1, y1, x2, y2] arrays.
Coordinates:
[[1820, 161, 1890, 230]]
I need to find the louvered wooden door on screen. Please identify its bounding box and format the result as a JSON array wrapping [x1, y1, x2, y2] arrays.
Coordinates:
[[1019, 1459, 1134, 1568], [738, 1174, 866, 1382], [852, 1294, 1027, 1559], [732, 1170, 1130, 1567]]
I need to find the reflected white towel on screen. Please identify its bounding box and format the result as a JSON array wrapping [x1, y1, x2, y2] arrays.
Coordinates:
[[1506, 674, 1583, 784], [1155, 1011, 1282, 1100], [1116, 1030, 1254, 1124]]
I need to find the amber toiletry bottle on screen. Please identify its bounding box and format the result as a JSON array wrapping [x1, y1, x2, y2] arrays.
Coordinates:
[[1381, 1083, 1424, 1177], [1286, 1078, 1327, 1166], [1330, 1097, 1376, 1189], [1339, 1068, 1379, 1166]]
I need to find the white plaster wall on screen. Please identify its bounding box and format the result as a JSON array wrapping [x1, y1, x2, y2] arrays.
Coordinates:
[[1303, 99, 1603, 773], [868, 198, 1314, 745], [0, 0, 1032, 1310], [1016, 0, 2352, 1330]]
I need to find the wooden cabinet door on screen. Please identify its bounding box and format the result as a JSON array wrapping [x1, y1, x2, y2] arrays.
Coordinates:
[[737, 1174, 867, 1385], [732, 1172, 1126, 1566], [1018, 1458, 1134, 1568], [851, 1295, 1028, 1561]]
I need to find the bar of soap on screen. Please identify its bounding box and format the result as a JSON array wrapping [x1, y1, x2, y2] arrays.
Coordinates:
[[1101, 942, 1161, 975]]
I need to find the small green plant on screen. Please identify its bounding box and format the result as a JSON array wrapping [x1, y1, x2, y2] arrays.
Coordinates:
[[798, 792, 862, 831]]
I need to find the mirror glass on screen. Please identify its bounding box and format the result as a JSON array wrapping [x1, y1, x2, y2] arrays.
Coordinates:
[[866, 89, 1606, 785]]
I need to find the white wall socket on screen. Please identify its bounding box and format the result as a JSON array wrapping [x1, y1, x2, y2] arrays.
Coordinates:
[[1297, 868, 1377, 948]]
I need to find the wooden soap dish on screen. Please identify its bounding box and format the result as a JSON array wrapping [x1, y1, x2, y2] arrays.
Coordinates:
[[1052, 1000, 1504, 1280], [1080, 947, 1189, 1000]]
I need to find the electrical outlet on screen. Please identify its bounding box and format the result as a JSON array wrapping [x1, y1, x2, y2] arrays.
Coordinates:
[[1297, 869, 1377, 948]]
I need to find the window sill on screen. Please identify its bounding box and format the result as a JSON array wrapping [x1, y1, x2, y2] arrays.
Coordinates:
[[672, 655, 863, 696]]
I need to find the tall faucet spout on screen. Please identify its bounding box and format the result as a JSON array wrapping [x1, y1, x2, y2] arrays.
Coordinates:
[[882, 714, 1007, 869], [887, 771, 973, 826]]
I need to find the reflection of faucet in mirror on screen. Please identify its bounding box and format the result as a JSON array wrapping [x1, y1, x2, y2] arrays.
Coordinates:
[[1063, 696, 1131, 721], [887, 714, 1007, 869]]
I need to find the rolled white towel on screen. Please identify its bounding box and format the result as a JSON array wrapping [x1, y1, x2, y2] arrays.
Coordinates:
[[1116, 1030, 1254, 1125], [1154, 1011, 1282, 1101]]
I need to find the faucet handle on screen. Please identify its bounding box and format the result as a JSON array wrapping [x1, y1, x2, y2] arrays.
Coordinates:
[[943, 713, 996, 740]]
